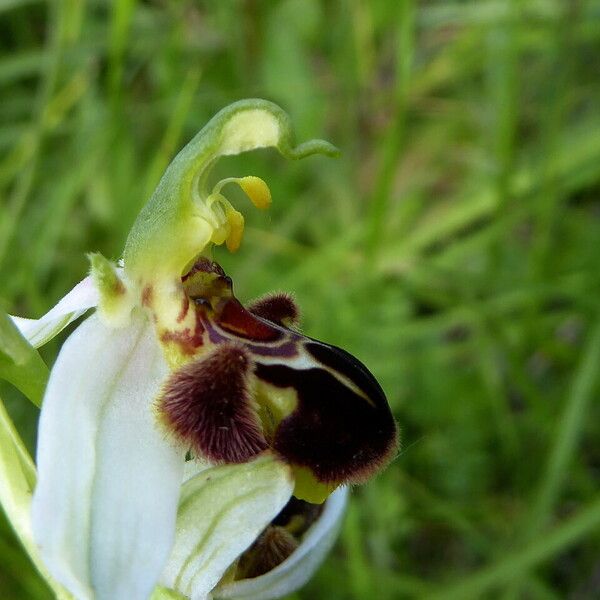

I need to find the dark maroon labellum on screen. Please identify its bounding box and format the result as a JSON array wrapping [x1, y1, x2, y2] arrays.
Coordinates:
[[160, 259, 398, 486]]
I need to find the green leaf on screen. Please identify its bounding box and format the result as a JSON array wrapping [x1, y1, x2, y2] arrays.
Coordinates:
[[0, 396, 71, 599], [0, 310, 48, 406], [0, 309, 35, 364]]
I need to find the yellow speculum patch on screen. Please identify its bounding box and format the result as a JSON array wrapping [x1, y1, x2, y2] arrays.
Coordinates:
[[253, 380, 334, 504], [254, 380, 298, 439]]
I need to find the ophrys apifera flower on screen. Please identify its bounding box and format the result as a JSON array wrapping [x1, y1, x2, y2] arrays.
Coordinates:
[[12, 100, 397, 600]]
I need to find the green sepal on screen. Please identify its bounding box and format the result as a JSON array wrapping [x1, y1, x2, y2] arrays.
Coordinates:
[[0, 310, 48, 406], [88, 253, 132, 326], [88, 253, 124, 299]]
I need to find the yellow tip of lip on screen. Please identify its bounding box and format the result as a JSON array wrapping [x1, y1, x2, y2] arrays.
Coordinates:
[[238, 176, 272, 210]]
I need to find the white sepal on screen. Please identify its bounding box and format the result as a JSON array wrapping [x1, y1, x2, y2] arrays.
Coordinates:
[[31, 311, 184, 600], [10, 276, 98, 348], [161, 455, 294, 600], [214, 487, 348, 600]]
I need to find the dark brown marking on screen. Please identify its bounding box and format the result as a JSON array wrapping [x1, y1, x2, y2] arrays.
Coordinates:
[[197, 315, 299, 358], [243, 340, 299, 358], [159, 343, 268, 463], [255, 364, 398, 485], [141, 285, 153, 308], [246, 293, 300, 327], [159, 317, 205, 355], [177, 295, 190, 323]]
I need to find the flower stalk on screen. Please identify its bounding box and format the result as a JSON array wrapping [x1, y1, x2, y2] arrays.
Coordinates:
[[0, 397, 70, 599]]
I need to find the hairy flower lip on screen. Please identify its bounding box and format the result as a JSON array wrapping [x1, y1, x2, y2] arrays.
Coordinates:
[[158, 342, 269, 464], [156, 255, 398, 502]]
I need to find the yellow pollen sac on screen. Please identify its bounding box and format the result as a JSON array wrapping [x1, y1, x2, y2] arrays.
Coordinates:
[[209, 176, 271, 253], [225, 208, 245, 252], [238, 176, 272, 210]]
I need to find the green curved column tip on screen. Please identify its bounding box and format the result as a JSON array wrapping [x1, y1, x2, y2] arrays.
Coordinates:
[[123, 99, 339, 281]]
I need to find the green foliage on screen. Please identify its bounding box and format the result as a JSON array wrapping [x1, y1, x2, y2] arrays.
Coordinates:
[[1, 0, 600, 598], [0, 310, 48, 406]]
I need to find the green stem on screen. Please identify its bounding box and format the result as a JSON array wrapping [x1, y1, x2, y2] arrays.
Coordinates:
[[0, 396, 71, 599]]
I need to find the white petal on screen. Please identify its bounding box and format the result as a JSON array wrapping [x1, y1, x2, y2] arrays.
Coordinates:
[[214, 487, 349, 600], [32, 312, 184, 600], [11, 277, 98, 348], [161, 455, 294, 600]]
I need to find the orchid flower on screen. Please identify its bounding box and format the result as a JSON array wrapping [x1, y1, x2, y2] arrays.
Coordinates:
[[8, 99, 398, 600]]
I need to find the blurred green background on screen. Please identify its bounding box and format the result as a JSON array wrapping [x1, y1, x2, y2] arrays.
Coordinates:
[[2, 0, 600, 598]]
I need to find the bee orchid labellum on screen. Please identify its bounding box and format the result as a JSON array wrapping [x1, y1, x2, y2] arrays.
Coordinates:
[[159, 257, 398, 503], [8, 99, 398, 600]]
